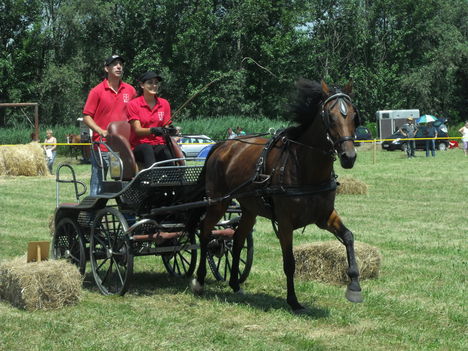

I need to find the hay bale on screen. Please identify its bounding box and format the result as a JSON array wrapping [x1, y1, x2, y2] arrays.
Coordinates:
[[336, 176, 368, 195], [0, 256, 82, 311], [0, 142, 49, 176], [294, 241, 381, 285]]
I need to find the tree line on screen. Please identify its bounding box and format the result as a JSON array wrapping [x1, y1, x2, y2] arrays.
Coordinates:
[[1, 0, 467, 129]]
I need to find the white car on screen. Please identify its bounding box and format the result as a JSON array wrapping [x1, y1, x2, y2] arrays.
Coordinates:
[[178, 135, 216, 157]]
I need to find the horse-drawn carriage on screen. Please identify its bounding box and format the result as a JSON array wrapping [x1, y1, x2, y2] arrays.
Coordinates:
[[52, 121, 254, 296], [52, 79, 364, 312]]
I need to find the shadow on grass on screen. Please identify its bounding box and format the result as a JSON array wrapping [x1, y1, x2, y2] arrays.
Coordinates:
[[83, 271, 329, 319]]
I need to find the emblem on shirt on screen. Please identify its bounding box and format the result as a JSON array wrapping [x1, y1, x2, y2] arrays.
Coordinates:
[[123, 94, 130, 103], [158, 112, 164, 121]]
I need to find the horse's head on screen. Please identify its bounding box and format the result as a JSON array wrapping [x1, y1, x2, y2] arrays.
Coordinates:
[[321, 80, 359, 169]]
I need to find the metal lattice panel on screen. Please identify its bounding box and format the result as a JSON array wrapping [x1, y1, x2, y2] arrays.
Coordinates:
[[119, 165, 203, 206]]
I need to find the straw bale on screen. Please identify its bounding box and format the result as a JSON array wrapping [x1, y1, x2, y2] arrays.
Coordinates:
[[294, 241, 381, 285], [0, 256, 82, 311], [0, 142, 49, 176], [336, 176, 368, 195]]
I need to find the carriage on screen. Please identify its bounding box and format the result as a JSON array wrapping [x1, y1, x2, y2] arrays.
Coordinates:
[[51, 121, 254, 296], [53, 79, 364, 312]]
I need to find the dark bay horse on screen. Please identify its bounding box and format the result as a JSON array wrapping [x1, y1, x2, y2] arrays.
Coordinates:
[[189, 79, 362, 313]]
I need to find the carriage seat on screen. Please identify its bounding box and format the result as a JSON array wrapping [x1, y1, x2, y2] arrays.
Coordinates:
[[107, 121, 138, 181], [106, 121, 186, 182]]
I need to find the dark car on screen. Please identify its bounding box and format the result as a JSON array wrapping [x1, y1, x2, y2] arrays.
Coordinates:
[[354, 125, 372, 146], [381, 119, 449, 151]]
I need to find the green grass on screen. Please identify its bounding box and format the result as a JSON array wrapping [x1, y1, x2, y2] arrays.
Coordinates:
[[0, 148, 467, 351]]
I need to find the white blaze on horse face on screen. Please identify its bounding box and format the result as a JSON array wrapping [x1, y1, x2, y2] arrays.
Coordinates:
[[339, 99, 348, 116]]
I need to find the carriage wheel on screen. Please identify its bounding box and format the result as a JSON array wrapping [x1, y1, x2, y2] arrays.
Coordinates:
[[208, 209, 254, 283], [161, 232, 197, 277], [90, 207, 133, 296], [52, 218, 86, 275]]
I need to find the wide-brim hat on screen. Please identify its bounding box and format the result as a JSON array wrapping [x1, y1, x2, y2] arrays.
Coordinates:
[[104, 55, 125, 66], [138, 71, 163, 83]]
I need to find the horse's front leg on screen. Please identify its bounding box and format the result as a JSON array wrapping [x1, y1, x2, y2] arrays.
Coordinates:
[[228, 211, 256, 294], [190, 203, 228, 294], [326, 209, 363, 303], [277, 223, 305, 313]]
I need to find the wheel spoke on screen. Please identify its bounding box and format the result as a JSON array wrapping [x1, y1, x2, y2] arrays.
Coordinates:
[[111, 256, 125, 285]]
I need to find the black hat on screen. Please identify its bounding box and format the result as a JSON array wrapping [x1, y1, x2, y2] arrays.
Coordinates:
[[104, 55, 125, 66], [138, 71, 163, 83]]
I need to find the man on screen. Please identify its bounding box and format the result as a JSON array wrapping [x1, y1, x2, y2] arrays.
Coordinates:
[[83, 55, 136, 195], [424, 121, 438, 157], [399, 117, 418, 158]]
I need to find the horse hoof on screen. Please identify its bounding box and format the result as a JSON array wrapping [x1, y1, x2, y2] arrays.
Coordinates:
[[234, 288, 245, 295], [190, 278, 203, 295], [345, 288, 363, 303]]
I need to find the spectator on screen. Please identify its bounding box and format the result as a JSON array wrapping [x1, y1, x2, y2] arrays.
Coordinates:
[[423, 122, 437, 157], [236, 126, 246, 136], [43, 129, 57, 173], [82, 55, 136, 195], [459, 121, 468, 156], [398, 117, 418, 158], [227, 127, 237, 139]]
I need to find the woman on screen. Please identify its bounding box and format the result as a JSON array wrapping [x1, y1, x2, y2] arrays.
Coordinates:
[[458, 121, 468, 156], [127, 71, 177, 168], [43, 129, 57, 173]]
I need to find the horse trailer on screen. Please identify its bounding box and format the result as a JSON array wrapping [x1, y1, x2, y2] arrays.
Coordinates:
[[376, 109, 420, 138]]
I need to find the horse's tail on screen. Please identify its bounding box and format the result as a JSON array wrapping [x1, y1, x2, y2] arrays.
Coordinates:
[[185, 142, 223, 236]]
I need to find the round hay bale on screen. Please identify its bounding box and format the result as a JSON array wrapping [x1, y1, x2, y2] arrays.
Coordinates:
[[294, 241, 381, 285], [0, 256, 82, 311], [0, 142, 49, 176], [336, 176, 368, 195]]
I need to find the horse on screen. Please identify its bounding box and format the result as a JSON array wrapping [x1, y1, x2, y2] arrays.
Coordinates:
[[66, 133, 91, 162], [188, 79, 362, 313]]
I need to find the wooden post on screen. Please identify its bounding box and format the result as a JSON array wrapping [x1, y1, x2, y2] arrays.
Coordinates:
[[373, 139, 377, 164]]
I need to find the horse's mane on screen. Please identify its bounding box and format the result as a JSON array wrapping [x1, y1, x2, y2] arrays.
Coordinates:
[[285, 78, 334, 139]]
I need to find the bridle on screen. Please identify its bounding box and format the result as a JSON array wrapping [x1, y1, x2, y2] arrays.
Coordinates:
[[321, 93, 359, 148]]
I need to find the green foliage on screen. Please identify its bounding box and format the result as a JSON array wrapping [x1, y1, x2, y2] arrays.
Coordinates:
[[0, 0, 467, 128]]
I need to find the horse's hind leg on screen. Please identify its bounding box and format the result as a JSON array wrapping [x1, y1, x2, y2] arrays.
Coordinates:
[[326, 209, 363, 303], [190, 202, 228, 294], [228, 210, 256, 294]]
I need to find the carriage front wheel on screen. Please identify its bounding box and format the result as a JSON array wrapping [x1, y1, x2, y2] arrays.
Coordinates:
[[207, 208, 254, 283], [162, 232, 197, 277], [52, 217, 86, 275], [90, 207, 133, 296]]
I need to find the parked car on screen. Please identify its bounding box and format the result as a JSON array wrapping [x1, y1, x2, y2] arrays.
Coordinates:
[[354, 125, 372, 146], [381, 119, 449, 151], [178, 135, 216, 157]]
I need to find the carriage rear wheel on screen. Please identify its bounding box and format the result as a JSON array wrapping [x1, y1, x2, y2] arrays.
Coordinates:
[[52, 218, 86, 275], [90, 207, 133, 296], [162, 232, 197, 277], [207, 207, 254, 283]]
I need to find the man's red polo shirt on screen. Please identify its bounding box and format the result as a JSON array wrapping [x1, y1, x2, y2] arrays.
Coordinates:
[[127, 95, 172, 148], [83, 79, 136, 147]]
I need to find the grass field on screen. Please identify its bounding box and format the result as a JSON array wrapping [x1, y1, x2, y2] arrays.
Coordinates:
[[0, 147, 467, 351]]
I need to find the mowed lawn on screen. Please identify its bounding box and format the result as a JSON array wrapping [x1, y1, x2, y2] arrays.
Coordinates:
[[0, 147, 466, 351]]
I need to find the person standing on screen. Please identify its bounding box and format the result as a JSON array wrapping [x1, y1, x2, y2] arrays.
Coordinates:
[[227, 127, 237, 139], [399, 117, 418, 158], [43, 129, 57, 173], [127, 71, 176, 169], [424, 122, 438, 157], [83, 55, 136, 195], [459, 121, 468, 156]]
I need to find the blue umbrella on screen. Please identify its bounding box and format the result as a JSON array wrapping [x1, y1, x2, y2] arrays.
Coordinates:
[[417, 115, 438, 124], [197, 144, 214, 158]]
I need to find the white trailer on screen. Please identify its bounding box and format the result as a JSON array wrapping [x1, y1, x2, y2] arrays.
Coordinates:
[[376, 109, 420, 138]]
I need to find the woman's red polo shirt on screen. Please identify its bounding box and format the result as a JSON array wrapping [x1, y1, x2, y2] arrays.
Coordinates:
[[127, 95, 172, 149]]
